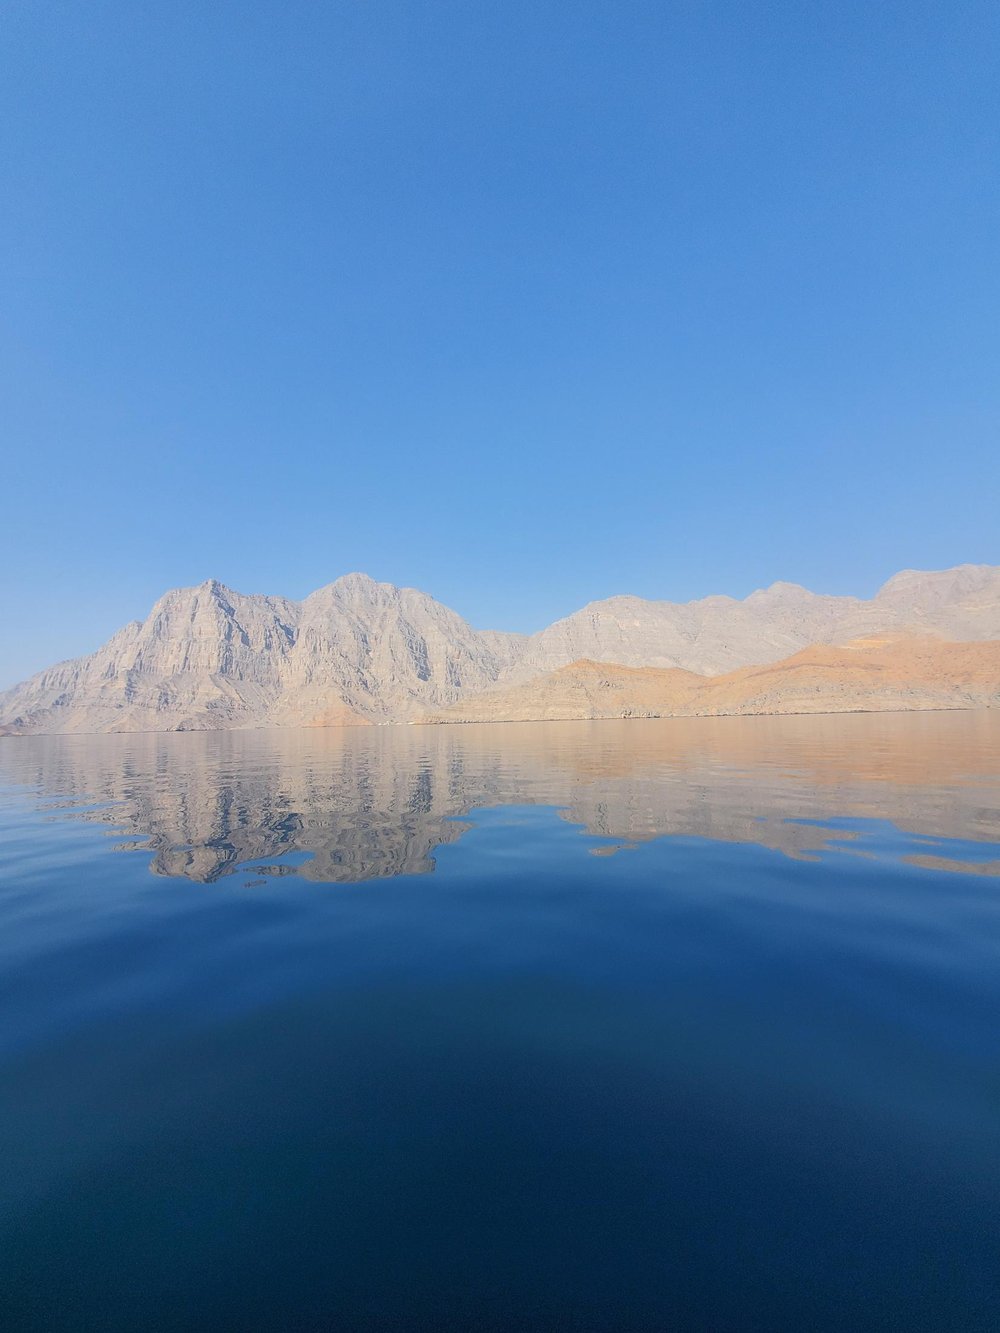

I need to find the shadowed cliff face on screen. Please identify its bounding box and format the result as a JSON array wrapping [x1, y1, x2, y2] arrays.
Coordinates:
[[2, 712, 998, 885]]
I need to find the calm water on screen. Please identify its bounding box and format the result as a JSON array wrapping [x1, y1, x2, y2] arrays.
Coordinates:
[[1, 713, 999, 1331]]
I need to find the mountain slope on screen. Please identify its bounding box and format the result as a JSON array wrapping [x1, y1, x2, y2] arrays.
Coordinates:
[[426, 636, 1000, 724], [0, 581, 301, 734]]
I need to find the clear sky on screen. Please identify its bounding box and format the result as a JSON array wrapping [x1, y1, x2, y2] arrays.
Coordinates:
[[2, 1, 998, 687]]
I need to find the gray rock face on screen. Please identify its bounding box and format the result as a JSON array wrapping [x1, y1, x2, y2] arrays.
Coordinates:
[[270, 574, 524, 725], [0, 564, 997, 734], [0, 581, 301, 735]]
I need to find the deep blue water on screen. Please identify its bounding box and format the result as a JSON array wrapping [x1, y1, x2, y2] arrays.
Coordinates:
[[0, 714, 998, 1331]]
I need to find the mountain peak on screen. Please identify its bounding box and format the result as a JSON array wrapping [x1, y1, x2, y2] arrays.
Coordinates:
[[744, 580, 813, 603], [331, 571, 380, 590], [303, 572, 400, 611], [152, 578, 235, 607], [876, 563, 997, 597]]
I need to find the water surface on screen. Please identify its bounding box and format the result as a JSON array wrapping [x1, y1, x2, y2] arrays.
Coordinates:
[[1, 713, 998, 1330]]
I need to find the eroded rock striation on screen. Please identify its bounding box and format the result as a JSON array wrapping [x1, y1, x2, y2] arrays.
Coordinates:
[[1, 564, 998, 734]]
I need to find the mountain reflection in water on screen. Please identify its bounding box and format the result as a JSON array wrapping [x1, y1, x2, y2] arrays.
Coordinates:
[[2, 711, 998, 884]]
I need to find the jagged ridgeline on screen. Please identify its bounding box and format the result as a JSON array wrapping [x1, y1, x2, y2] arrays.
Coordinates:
[[1, 565, 999, 734]]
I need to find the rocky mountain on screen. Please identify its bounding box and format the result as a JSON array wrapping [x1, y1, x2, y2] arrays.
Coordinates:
[[0, 574, 523, 734], [0, 564, 997, 734], [0, 581, 300, 736]]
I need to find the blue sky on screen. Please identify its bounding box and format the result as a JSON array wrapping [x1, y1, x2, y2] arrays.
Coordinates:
[[2, 0, 997, 686]]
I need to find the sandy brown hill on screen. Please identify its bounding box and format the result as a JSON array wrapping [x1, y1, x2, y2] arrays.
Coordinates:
[[697, 634, 1000, 715], [424, 635, 1000, 724], [422, 660, 703, 723]]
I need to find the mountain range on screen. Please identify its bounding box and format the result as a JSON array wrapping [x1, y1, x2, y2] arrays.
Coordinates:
[[1, 563, 998, 734]]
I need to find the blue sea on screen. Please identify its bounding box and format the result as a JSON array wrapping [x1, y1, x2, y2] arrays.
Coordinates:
[[1, 713, 998, 1330]]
